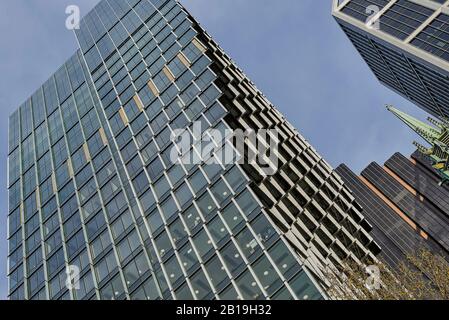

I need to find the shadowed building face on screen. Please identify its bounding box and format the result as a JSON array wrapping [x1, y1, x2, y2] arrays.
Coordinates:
[[336, 151, 449, 269]]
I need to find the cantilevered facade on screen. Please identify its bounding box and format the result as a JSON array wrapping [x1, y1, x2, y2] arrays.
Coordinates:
[[8, 0, 379, 300], [332, 0, 449, 120]]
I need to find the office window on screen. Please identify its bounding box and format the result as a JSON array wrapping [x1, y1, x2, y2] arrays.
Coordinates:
[[164, 255, 184, 286], [412, 13, 449, 62], [196, 192, 217, 220], [105, 192, 127, 220], [220, 242, 244, 277], [341, 0, 389, 22], [111, 209, 134, 240], [207, 216, 228, 245], [123, 253, 150, 288], [192, 229, 213, 260], [204, 255, 228, 289], [252, 256, 282, 295], [95, 252, 118, 283], [63, 213, 81, 239], [168, 218, 188, 245], [289, 271, 322, 300], [28, 267, 45, 297], [179, 242, 199, 272], [133, 171, 150, 196], [130, 276, 160, 300], [100, 274, 125, 300], [236, 271, 263, 300], [155, 232, 172, 258], [117, 229, 141, 262], [47, 248, 65, 277], [67, 230, 85, 259], [190, 269, 211, 299], [139, 188, 156, 213], [268, 241, 299, 278], [378, 0, 434, 40], [91, 230, 112, 260]]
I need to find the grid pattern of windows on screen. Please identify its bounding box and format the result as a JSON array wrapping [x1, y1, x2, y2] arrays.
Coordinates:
[[8, 0, 381, 301], [361, 162, 449, 247], [8, 50, 100, 300], [341, 0, 390, 23], [7, 0, 326, 301], [337, 148, 449, 268], [378, 0, 434, 40], [336, 161, 448, 269], [412, 13, 449, 63]]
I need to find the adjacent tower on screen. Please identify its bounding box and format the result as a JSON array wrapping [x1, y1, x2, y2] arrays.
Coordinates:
[[336, 151, 449, 269], [7, 0, 379, 300], [333, 0, 449, 270], [332, 0, 449, 120]]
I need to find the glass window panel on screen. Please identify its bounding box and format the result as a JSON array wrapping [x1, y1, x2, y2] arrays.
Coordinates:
[[251, 214, 277, 244], [147, 209, 164, 232], [211, 180, 231, 205], [154, 176, 170, 200], [164, 255, 183, 286], [174, 182, 193, 208], [192, 229, 213, 260], [236, 271, 263, 300], [196, 192, 217, 219], [190, 269, 211, 300], [221, 202, 244, 232], [207, 216, 228, 245], [155, 232, 172, 259], [268, 241, 298, 278], [179, 242, 199, 272], [205, 256, 227, 289], [168, 218, 187, 246], [181, 205, 202, 232], [290, 271, 322, 300], [219, 284, 240, 300], [160, 196, 178, 221], [252, 256, 282, 295], [220, 242, 244, 277], [174, 282, 194, 300], [235, 228, 260, 259]]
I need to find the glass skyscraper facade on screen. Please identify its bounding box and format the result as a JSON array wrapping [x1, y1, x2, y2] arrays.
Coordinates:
[[332, 0, 449, 120], [336, 151, 449, 269], [8, 0, 379, 300]]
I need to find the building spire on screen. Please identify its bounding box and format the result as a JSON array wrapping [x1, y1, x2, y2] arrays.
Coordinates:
[[387, 105, 449, 185], [386, 105, 441, 144]]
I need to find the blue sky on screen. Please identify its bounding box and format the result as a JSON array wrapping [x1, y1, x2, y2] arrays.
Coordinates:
[[0, 0, 429, 299]]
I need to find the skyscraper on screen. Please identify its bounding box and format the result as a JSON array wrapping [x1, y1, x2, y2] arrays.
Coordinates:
[[332, 0, 449, 120], [8, 0, 379, 300], [336, 151, 449, 269]]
